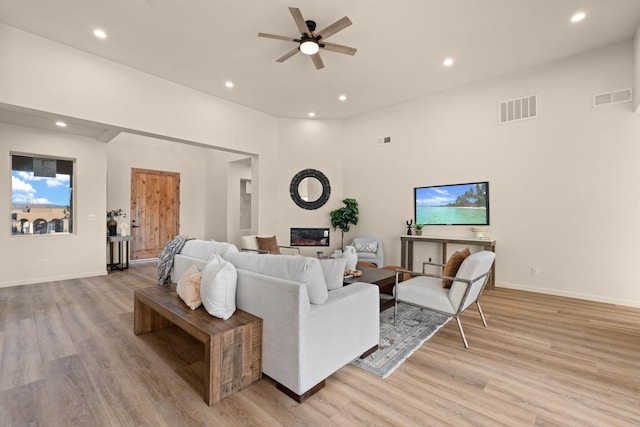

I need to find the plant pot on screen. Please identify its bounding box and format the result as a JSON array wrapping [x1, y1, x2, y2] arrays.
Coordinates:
[[415, 230, 423, 236], [107, 218, 118, 236]]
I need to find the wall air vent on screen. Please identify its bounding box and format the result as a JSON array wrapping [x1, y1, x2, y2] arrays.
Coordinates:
[[499, 94, 538, 124], [376, 135, 392, 145], [593, 88, 632, 107]]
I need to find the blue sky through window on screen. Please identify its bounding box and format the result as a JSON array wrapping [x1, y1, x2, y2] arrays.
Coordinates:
[[12, 171, 71, 206]]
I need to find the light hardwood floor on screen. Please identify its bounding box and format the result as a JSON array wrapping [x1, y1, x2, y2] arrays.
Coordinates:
[[1, 262, 639, 426]]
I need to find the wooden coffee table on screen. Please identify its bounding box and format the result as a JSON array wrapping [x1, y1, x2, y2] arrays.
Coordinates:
[[344, 266, 400, 311]]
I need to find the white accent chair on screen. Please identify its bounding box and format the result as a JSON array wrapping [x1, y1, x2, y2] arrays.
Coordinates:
[[351, 236, 384, 268], [393, 251, 496, 348], [240, 234, 300, 255]]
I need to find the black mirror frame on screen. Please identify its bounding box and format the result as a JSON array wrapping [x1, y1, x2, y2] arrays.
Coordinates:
[[289, 169, 331, 210]]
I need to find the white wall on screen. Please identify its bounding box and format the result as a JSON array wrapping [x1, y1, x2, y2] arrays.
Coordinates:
[[275, 119, 346, 257], [635, 23, 640, 112], [226, 158, 253, 247], [3, 22, 640, 308], [342, 41, 640, 307], [0, 23, 281, 237], [0, 23, 282, 285], [107, 133, 249, 245], [0, 123, 107, 287]]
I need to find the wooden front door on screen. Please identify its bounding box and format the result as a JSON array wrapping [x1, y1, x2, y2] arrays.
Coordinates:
[[130, 168, 180, 260]]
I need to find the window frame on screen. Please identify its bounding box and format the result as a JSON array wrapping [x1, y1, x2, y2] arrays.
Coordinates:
[[10, 152, 76, 237]]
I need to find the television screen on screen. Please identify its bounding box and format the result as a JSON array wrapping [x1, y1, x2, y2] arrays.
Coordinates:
[[414, 181, 489, 225]]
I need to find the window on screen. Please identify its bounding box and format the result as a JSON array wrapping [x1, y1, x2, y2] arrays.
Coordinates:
[[11, 154, 74, 235]]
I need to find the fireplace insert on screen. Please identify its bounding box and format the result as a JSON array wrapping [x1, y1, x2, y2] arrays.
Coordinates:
[[290, 228, 330, 246]]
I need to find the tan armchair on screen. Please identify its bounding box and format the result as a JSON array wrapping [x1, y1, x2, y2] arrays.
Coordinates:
[[393, 251, 496, 348]]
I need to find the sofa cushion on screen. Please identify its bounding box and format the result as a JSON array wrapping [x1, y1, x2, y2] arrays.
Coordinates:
[[200, 254, 238, 320], [396, 275, 456, 315], [180, 239, 238, 260], [442, 248, 471, 288], [256, 236, 280, 254], [226, 251, 328, 304], [176, 263, 202, 310], [319, 257, 348, 291]]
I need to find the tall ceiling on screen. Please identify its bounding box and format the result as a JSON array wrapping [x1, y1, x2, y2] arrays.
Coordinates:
[[1, 0, 640, 120]]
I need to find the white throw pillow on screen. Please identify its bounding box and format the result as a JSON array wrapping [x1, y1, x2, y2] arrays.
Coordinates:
[[180, 239, 239, 260], [319, 257, 348, 291], [353, 239, 378, 253], [176, 263, 202, 310], [200, 254, 238, 320]]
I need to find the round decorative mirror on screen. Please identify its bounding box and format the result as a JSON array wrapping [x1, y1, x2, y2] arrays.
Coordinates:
[[290, 169, 331, 210]]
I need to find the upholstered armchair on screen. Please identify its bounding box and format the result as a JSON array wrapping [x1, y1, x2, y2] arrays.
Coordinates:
[[351, 236, 384, 268], [393, 251, 496, 348], [240, 235, 300, 255]]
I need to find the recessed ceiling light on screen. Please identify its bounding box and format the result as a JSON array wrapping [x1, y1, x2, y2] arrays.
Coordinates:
[[225, 81, 234, 88], [93, 29, 107, 39], [339, 95, 347, 102], [443, 57, 454, 67], [55, 121, 67, 127], [308, 112, 316, 118], [571, 12, 586, 23]]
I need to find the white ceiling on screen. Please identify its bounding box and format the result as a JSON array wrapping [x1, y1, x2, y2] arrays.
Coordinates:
[[1, 0, 640, 121]]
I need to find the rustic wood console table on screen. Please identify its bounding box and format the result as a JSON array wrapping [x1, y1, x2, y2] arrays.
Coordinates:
[[400, 235, 497, 289], [134, 284, 262, 405]]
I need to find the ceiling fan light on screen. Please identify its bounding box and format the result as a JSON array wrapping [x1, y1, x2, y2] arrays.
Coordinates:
[[300, 40, 319, 55]]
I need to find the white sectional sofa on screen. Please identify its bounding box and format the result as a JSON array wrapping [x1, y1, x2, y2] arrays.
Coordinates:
[[172, 239, 380, 401]]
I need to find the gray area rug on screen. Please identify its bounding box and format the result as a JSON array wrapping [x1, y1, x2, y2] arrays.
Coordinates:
[[351, 304, 450, 378]]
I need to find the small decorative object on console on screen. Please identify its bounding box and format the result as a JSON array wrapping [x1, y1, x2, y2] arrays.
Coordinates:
[[345, 269, 362, 278], [106, 208, 126, 236], [471, 226, 489, 239]]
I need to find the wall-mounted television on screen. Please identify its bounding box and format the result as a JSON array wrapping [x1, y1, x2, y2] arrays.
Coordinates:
[[414, 181, 489, 226]]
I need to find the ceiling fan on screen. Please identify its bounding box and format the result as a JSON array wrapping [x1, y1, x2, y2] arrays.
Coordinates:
[[258, 7, 357, 70]]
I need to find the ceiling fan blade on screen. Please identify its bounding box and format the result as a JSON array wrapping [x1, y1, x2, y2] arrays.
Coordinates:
[[289, 7, 310, 35], [322, 42, 357, 56], [311, 53, 325, 70], [276, 47, 300, 63], [316, 16, 352, 40], [258, 32, 297, 42]]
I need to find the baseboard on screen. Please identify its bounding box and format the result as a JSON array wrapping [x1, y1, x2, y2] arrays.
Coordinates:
[[496, 282, 640, 309], [0, 270, 107, 288]]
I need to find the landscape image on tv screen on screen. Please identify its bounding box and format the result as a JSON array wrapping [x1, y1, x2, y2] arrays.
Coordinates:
[[414, 181, 489, 225]]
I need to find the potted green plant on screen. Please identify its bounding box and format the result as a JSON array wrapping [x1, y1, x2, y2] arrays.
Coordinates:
[[414, 223, 424, 236], [330, 198, 359, 250]]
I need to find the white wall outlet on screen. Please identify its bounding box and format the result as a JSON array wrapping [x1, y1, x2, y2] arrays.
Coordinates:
[[530, 267, 539, 277], [88, 214, 96, 221], [41, 259, 48, 267]]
